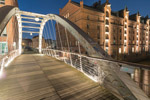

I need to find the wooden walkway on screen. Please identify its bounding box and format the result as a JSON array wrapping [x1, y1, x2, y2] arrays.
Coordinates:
[[0, 54, 118, 100]]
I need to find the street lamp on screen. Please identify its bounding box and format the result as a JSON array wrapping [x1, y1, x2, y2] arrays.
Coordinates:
[[35, 17, 40, 22]]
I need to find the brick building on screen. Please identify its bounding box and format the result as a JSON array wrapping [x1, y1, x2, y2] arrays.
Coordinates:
[[58, 0, 150, 61], [0, 0, 18, 55], [32, 35, 46, 49]]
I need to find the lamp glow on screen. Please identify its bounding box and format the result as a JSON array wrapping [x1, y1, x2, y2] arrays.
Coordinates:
[[35, 17, 40, 22]]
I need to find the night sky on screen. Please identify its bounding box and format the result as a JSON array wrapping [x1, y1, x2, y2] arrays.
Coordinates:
[[18, 0, 150, 17]]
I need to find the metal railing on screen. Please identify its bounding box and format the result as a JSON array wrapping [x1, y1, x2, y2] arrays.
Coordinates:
[[42, 49, 101, 82], [42, 48, 150, 97], [0, 49, 20, 76]]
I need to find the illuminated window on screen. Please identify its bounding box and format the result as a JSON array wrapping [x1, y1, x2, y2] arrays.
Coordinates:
[[0, 0, 5, 4], [124, 47, 126, 53], [106, 48, 108, 52], [132, 47, 134, 52], [119, 48, 121, 54]]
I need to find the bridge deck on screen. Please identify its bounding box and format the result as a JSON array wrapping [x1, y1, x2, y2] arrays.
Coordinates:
[[0, 54, 118, 100]]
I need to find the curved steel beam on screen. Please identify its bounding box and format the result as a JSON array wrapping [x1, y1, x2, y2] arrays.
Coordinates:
[[40, 14, 111, 59], [0, 6, 19, 36]]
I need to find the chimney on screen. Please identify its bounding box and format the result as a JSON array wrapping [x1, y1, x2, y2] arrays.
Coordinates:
[[80, 0, 83, 8], [69, 0, 71, 3]]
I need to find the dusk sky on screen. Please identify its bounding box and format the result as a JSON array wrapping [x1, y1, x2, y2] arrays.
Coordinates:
[[18, 0, 150, 17], [19, 0, 150, 39]]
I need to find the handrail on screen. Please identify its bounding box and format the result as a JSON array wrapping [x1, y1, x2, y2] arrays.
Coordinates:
[[43, 49, 150, 70]]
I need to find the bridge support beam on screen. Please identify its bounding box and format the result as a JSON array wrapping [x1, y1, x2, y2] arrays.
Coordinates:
[[39, 19, 47, 53]]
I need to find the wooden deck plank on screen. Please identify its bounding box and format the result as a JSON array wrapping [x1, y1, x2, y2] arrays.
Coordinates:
[[0, 54, 119, 100]]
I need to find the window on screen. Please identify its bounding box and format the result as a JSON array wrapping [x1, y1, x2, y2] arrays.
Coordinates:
[[105, 34, 109, 39], [87, 24, 90, 29], [0, 0, 5, 4], [1, 27, 7, 37], [124, 36, 126, 40], [87, 15, 90, 20], [105, 27, 109, 32], [113, 37, 115, 40], [120, 29, 122, 33], [124, 47, 126, 53], [106, 19, 109, 25], [97, 33, 100, 39], [105, 42, 108, 47], [113, 40, 116, 44], [106, 49, 108, 53], [125, 25, 127, 28], [0, 42, 8, 55], [119, 48, 121, 54], [132, 47, 134, 52], [97, 25, 100, 30], [98, 17, 100, 21], [125, 31, 127, 34], [106, 11, 109, 17]]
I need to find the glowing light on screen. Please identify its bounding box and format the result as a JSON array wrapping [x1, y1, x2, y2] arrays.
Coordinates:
[[30, 33, 32, 36], [5, 57, 14, 67], [106, 17, 109, 20], [105, 32, 109, 34], [35, 17, 40, 22]]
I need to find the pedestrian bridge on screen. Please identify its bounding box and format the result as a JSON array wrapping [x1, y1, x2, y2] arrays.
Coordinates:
[[0, 6, 150, 100], [0, 54, 118, 100]]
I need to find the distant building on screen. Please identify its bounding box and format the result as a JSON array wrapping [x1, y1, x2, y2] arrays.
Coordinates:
[[45, 39, 56, 49], [58, 0, 150, 61], [22, 39, 32, 48], [32, 35, 46, 49], [0, 0, 18, 55]]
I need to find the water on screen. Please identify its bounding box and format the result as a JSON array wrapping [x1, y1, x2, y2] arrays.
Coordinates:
[[137, 59, 150, 66]]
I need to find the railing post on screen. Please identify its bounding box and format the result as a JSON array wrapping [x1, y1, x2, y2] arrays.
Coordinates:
[[139, 68, 144, 89], [80, 55, 83, 72], [0, 58, 5, 76], [70, 53, 73, 66]]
